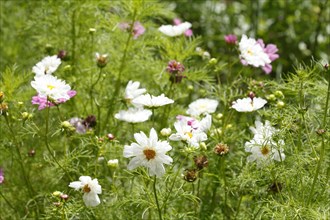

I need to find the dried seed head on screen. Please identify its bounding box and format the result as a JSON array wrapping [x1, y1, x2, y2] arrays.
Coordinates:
[[214, 143, 229, 156], [183, 169, 198, 182], [194, 155, 208, 170]]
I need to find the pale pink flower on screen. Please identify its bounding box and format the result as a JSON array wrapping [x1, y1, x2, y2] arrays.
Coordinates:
[[31, 90, 76, 110], [257, 39, 279, 74]]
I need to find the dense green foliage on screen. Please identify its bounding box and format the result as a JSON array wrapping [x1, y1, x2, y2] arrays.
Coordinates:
[[0, 0, 329, 219]]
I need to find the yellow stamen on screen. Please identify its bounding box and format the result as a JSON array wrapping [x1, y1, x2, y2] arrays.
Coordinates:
[[47, 84, 55, 90], [143, 149, 156, 160]]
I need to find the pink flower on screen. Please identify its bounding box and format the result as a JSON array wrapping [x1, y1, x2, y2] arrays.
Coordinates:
[[166, 60, 186, 83], [32, 90, 76, 110], [173, 18, 193, 37], [0, 168, 4, 184], [119, 21, 145, 39], [224, 34, 237, 45], [257, 39, 279, 74]]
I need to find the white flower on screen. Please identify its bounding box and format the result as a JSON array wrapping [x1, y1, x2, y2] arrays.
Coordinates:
[[245, 120, 285, 165], [32, 55, 61, 77], [31, 75, 71, 100], [107, 159, 119, 168], [125, 81, 146, 101], [123, 128, 173, 177], [186, 98, 219, 116], [169, 119, 207, 148], [232, 97, 267, 112], [69, 176, 102, 207], [239, 35, 271, 67], [132, 93, 174, 108], [115, 108, 152, 123], [158, 22, 192, 37]]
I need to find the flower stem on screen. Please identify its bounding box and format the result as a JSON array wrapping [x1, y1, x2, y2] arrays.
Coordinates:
[[4, 114, 34, 197], [153, 176, 162, 220], [45, 107, 72, 181], [0, 187, 18, 212], [308, 68, 330, 203]]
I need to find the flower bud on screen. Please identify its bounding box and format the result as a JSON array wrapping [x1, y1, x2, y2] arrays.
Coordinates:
[[95, 53, 108, 68], [0, 103, 8, 115], [89, 28, 96, 34], [107, 133, 115, 141], [316, 129, 326, 135], [248, 91, 255, 100], [22, 112, 30, 120], [160, 128, 171, 136], [107, 159, 119, 168], [199, 142, 207, 150], [28, 149, 36, 157], [267, 94, 276, 101], [64, 65, 72, 72], [224, 34, 237, 45], [0, 91, 4, 102], [45, 44, 53, 54], [187, 85, 194, 91], [276, 101, 285, 108], [216, 113, 223, 120], [60, 194, 69, 201], [208, 58, 217, 65], [226, 124, 233, 129], [52, 191, 62, 197], [274, 91, 284, 98], [61, 121, 72, 129]]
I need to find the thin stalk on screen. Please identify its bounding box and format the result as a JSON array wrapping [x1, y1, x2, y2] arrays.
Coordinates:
[[153, 176, 162, 220], [4, 115, 34, 197], [45, 106, 72, 181], [308, 69, 330, 203], [0, 190, 17, 212], [234, 195, 243, 219], [90, 68, 103, 113], [104, 8, 138, 130]]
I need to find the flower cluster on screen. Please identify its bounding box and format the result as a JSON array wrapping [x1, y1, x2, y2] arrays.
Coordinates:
[[31, 55, 76, 110], [245, 120, 285, 166], [239, 35, 279, 74]]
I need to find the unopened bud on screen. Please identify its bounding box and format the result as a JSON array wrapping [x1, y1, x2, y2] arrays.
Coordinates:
[[160, 128, 171, 136], [208, 58, 218, 65], [267, 94, 276, 101], [52, 191, 62, 197], [89, 28, 96, 33], [22, 112, 29, 120], [274, 91, 284, 98], [216, 113, 223, 119], [60, 194, 69, 201], [95, 53, 108, 68], [187, 85, 194, 91], [107, 133, 115, 141], [107, 159, 119, 168], [199, 142, 207, 150], [61, 121, 72, 129], [0, 92, 4, 102], [28, 149, 36, 157], [248, 91, 255, 100], [276, 101, 285, 108]]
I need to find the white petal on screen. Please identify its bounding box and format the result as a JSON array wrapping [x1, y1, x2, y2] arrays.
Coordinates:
[[83, 192, 101, 207]]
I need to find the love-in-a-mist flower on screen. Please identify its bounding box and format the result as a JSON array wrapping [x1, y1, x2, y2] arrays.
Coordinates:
[[245, 120, 285, 165], [69, 176, 102, 207], [115, 108, 152, 123], [232, 97, 267, 112], [123, 128, 173, 177], [31, 75, 72, 101], [224, 34, 237, 45], [158, 22, 192, 37], [186, 98, 219, 117], [257, 39, 279, 74], [173, 18, 193, 37], [169, 118, 208, 148], [31, 90, 76, 110], [132, 93, 174, 108], [239, 35, 271, 68], [32, 55, 61, 77], [124, 81, 146, 102]]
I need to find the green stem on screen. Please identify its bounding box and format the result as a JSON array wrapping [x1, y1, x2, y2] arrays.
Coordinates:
[[153, 176, 162, 220], [103, 8, 138, 130], [234, 195, 243, 219], [45, 106, 72, 181], [308, 68, 330, 203], [0, 190, 17, 212], [4, 115, 34, 197]]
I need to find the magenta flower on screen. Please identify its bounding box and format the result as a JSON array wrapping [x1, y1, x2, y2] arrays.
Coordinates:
[[119, 21, 145, 39], [32, 90, 76, 110], [224, 34, 237, 45], [173, 18, 193, 37], [166, 60, 186, 83], [0, 168, 4, 184], [257, 39, 279, 74]]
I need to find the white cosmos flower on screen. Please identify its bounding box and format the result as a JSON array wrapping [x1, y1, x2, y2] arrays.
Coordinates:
[[186, 98, 219, 116], [158, 22, 192, 37], [169, 119, 207, 148], [239, 35, 271, 67], [31, 75, 71, 100], [115, 108, 152, 123], [245, 120, 285, 166], [32, 55, 61, 77], [132, 93, 174, 108], [123, 128, 173, 177], [232, 97, 267, 112], [69, 176, 102, 207], [125, 81, 146, 101]]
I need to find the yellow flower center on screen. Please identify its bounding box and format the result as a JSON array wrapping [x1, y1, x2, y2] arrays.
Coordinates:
[[185, 132, 193, 138], [260, 145, 270, 156], [47, 84, 55, 90], [83, 184, 91, 193], [143, 148, 156, 160], [247, 49, 253, 55]]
